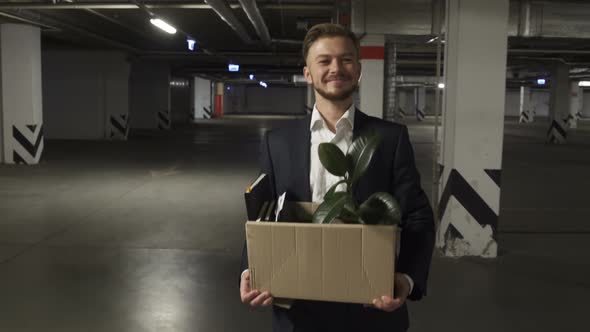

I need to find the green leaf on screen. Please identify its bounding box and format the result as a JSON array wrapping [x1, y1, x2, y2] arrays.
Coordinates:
[[318, 143, 348, 177], [324, 179, 348, 201], [358, 192, 402, 225], [340, 195, 360, 223], [312, 192, 348, 224], [347, 132, 382, 185]]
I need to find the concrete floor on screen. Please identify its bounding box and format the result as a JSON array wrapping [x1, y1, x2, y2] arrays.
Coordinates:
[[0, 116, 588, 331]]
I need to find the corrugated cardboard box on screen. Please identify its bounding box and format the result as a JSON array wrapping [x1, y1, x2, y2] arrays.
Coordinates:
[[245, 202, 397, 304]]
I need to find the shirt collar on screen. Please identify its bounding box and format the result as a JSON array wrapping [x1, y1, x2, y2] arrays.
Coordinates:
[[310, 104, 355, 131]]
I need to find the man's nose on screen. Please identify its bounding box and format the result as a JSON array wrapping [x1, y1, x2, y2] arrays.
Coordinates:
[[329, 59, 343, 73]]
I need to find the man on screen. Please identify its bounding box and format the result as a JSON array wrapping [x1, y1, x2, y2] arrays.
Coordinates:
[[239, 23, 435, 332]]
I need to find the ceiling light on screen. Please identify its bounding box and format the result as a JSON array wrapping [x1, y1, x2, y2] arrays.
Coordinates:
[[228, 64, 240, 72], [259, 81, 268, 88], [437, 83, 445, 89], [578, 81, 590, 87], [249, 74, 255, 80], [150, 18, 177, 34], [187, 38, 196, 51], [537, 78, 546, 85]]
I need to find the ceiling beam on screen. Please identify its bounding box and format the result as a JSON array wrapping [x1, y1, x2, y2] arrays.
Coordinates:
[[0, 2, 333, 11]]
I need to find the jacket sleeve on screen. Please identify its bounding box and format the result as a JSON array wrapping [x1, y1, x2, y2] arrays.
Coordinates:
[[391, 125, 435, 301], [239, 130, 276, 285]]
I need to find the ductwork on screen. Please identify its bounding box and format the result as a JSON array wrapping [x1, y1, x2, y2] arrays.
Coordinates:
[[204, 0, 254, 44], [238, 0, 271, 45]]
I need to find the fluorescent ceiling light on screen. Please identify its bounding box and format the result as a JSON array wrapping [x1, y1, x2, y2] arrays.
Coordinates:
[[259, 81, 268, 88], [249, 74, 255, 80], [150, 18, 177, 34], [537, 78, 546, 85], [579, 81, 590, 87], [437, 83, 445, 89]]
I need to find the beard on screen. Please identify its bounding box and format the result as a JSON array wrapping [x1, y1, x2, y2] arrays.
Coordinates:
[[312, 76, 358, 101]]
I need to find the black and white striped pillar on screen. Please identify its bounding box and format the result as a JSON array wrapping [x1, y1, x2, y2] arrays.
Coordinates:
[[519, 86, 533, 123], [415, 86, 426, 121], [566, 81, 581, 129], [1, 24, 44, 165], [109, 114, 129, 139], [157, 110, 171, 130], [437, 0, 509, 257], [397, 90, 407, 119], [547, 64, 570, 144]]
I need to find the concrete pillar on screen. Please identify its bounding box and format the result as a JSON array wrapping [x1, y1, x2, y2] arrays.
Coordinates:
[[0, 24, 43, 165], [518, 86, 534, 123], [359, 34, 385, 119], [383, 41, 397, 122], [415, 86, 426, 121], [437, 0, 509, 258], [567, 81, 581, 129], [105, 61, 130, 140], [194, 77, 212, 120], [547, 63, 569, 143], [306, 83, 315, 113], [129, 60, 170, 130], [397, 90, 408, 119], [213, 82, 224, 118]]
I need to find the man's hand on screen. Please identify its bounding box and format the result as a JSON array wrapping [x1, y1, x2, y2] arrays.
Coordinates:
[[240, 270, 274, 307], [371, 272, 411, 312]]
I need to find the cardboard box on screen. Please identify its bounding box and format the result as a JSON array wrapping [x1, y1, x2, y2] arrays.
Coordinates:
[[245, 202, 397, 304]]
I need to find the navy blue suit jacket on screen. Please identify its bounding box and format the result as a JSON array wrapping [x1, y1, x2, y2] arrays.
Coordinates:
[[241, 110, 435, 332]]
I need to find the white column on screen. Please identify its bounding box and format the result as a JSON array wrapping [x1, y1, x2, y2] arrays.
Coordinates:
[[437, 0, 509, 258], [397, 90, 408, 119], [415, 86, 426, 121], [547, 63, 569, 143], [0, 24, 43, 165], [519, 86, 533, 123], [193, 77, 211, 119], [359, 34, 385, 119], [567, 81, 581, 129], [105, 59, 130, 140]]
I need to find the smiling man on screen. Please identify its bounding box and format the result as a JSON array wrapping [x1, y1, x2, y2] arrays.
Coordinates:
[[239, 23, 435, 332]]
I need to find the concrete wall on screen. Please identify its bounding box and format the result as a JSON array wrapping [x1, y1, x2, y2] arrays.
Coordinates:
[[42, 51, 129, 139], [223, 85, 306, 114], [504, 89, 550, 117], [129, 60, 170, 129], [170, 80, 191, 124]]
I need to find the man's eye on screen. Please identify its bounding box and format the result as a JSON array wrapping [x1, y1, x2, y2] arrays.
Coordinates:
[[319, 60, 330, 64], [343, 58, 352, 63]]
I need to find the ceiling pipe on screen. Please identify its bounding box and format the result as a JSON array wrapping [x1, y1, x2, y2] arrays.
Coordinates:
[[0, 10, 59, 30], [237, 0, 271, 46], [0, 9, 139, 53], [204, 0, 254, 44], [0, 2, 334, 10]]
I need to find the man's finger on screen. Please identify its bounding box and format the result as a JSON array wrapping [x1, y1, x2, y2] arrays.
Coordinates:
[[240, 290, 260, 304], [250, 291, 271, 306], [262, 296, 273, 306]]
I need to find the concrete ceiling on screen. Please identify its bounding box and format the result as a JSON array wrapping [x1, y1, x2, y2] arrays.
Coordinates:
[[1, 0, 590, 79]]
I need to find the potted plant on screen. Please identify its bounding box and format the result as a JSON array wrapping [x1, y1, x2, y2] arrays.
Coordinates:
[[312, 132, 402, 226]]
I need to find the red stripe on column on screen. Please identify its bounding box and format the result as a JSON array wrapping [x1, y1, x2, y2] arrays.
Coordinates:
[[360, 46, 385, 60], [214, 95, 223, 118]]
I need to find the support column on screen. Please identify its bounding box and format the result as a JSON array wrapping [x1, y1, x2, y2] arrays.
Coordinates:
[[519, 86, 534, 123], [194, 77, 211, 120], [566, 81, 581, 129], [105, 60, 130, 140], [415, 86, 426, 121], [547, 63, 569, 143], [359, 34, 385, 119], [306, 83, 315, 113], [0, 24, 43, 165], [397, 90, 408, 119], [437, 0, 509, 257], [213, 82, 224, 118]]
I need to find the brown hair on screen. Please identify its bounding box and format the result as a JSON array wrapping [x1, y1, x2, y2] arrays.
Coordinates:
[[302, 23, 360, 63]]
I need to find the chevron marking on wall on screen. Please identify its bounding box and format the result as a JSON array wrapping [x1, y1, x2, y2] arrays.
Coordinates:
[[12, 124, 44, 165]]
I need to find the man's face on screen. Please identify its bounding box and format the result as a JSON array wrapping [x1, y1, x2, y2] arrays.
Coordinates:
[[304, 36, 361, 102]]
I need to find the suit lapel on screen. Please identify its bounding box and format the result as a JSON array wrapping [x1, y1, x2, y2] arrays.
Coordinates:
[[291, 115, 312, 201], [352, 109, 371, 202]]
